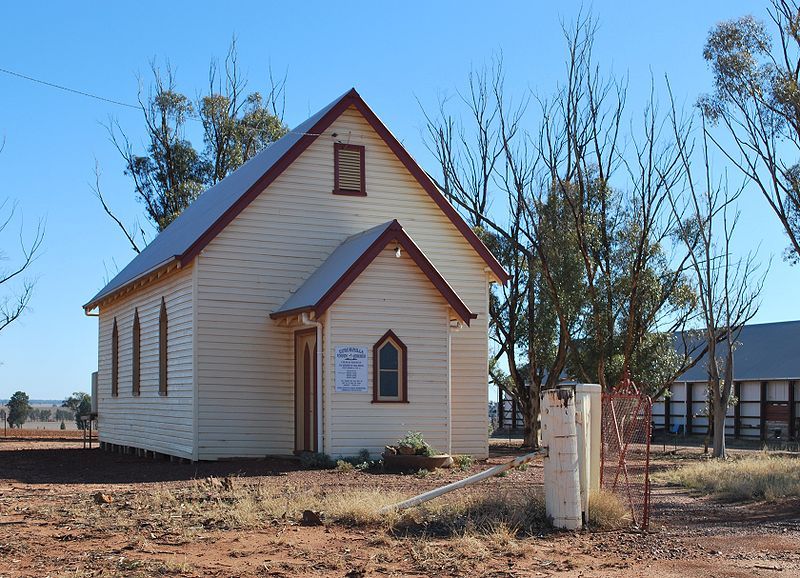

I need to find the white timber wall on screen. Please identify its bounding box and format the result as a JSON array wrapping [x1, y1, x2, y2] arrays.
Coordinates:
[[325, 246, 450, 457], [96, 266, 195, 459], [195, 105, 490, 459]]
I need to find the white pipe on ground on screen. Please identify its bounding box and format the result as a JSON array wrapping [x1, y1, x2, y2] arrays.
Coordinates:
[[378, 450, 541, 514]]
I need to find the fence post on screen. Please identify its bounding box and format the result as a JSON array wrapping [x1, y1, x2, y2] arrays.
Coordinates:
[[541, 387, 582, 530]]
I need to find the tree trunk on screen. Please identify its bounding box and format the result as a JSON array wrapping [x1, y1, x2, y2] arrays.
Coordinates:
[[712, 403, 727, 458], [522, 409, 536, 449], [524, 385, 541, 449], [704, 386, 713, 455]]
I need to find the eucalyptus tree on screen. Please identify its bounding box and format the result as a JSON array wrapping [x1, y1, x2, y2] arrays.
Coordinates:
[[96, 41, 288, 253], [423, 15, 702, 447], [665, 105, 766, 458], [702, 0, 800, 263]]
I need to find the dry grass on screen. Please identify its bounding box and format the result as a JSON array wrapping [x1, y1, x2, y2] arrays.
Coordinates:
[[392, 488, 547, 538], [141, 477, 405, 531], [656, 454, 800, 501], [132, 476, 548, 544], [587, 490, 631, 529]]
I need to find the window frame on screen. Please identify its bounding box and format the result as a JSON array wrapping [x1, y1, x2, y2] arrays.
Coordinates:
[[111, 317, 119, 397], [372, 330, 408, 403], [159, 297, 168, 396], [132, 308, 141, 396], [332, 143, 366, 196]]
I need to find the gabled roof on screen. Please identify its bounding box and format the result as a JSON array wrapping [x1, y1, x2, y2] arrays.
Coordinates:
[[84, 88, 508, 312], [271, 220, 476, 325], [676, 320, 800, 381]]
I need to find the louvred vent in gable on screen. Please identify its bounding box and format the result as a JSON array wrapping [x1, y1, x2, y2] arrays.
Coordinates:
[[334, 143, 365, 195]]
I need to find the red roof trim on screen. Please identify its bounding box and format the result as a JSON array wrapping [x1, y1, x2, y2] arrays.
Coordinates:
[[178, 89, 508, 284], [270, 220, 475, 325], [347, 95, 509, 284]]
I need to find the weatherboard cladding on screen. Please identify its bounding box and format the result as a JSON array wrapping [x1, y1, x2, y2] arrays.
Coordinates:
[[271, 220, 475, 324], [192, 105, 491, 458], [273, 221, 394, 316], [676, 321, 800, 382], [85, 88, 508, 310], [84, 91, 345, 309]]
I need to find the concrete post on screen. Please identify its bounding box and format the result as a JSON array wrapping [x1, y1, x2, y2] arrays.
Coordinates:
[[541, 387, 582, 530]]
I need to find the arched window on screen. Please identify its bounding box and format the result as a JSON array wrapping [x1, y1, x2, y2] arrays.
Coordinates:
[[111, 317, 119, 397], [132, 308, 140, 396], [159, 297, 168, 396], [373, 330, 408, 403]]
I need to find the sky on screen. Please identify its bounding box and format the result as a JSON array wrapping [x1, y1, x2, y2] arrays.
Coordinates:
[[0, 1, 789, 399]]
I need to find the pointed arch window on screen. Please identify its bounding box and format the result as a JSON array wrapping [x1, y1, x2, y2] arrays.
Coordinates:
[[132, 308, 141, 396], [159, 297, 168, 396], [373, 330, 408, 403], [111, 317, 119, 397]]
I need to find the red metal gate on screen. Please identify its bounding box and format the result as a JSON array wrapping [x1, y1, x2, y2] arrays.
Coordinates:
[[601, 373, 652, 529]]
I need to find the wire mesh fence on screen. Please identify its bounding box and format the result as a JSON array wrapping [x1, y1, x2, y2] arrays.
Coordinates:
[[601, 377, 652, 529]]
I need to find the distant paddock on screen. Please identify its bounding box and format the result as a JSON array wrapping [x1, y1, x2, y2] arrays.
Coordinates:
[[0, 427, 83, 440]]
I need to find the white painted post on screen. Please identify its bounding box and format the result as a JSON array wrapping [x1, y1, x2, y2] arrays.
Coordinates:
[[574, 383, 601, 521], [574, 388, 590, 519], [576, 385, 602, 491], [541, 387, 582, 530]]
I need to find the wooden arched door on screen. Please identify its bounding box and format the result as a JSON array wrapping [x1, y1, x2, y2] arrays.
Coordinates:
[[294, 329, 317, 452]]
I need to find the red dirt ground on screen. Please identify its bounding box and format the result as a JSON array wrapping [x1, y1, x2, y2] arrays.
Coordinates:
[[0, 438, 798, 577]]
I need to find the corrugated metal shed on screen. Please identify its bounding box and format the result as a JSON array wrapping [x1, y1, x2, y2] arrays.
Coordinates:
[[677, 320, 800, 381]]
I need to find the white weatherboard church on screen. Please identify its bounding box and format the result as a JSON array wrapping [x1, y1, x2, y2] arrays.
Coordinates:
[[84, 89, 508, 461]]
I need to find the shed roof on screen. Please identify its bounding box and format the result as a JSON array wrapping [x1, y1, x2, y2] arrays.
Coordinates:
[[84, 88, 508, 311], [676, 320, 800, 382], [270, 220, 476, 325]]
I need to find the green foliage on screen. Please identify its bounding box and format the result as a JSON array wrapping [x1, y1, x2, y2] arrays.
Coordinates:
[[299, 452, 336, 470], [555, 173, 696, 395], [395, 431, 438, 457], [54, 408, 72, 422], [27, 407, 53, 422], [335, 449, 376, 472], [59, 420, 66, 430], [701, 2, 800, 263], [6, 391, 32, 428], [451, 454, 474, 471], [106, 43, 288, 244], [63, 392, 92, 430], [335, 460, 355, 472]]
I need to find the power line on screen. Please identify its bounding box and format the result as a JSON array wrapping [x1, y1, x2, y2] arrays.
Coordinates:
[[0, 66, 139, 109], [0, 65, 340, 139]]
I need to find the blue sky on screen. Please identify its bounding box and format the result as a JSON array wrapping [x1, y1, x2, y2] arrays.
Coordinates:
[[0, 1, 788, 399]]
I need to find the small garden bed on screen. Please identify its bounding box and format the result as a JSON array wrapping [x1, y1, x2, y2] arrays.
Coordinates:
[[382, 432, 453, 473]]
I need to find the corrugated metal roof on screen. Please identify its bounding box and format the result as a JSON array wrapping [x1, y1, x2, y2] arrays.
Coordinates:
[[83, 89, 351, 309], [271, 220, 474, 324], [676, 320, 800, 381], [272, 221, 395, 316]]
